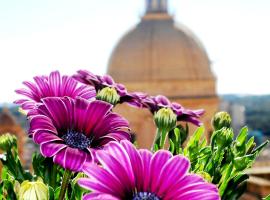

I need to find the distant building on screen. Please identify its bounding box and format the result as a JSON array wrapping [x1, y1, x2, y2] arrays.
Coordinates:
[[107, 0, 219, 148]]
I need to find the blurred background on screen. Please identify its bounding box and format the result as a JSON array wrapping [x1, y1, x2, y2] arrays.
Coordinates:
[[0, 0, 270, 199]]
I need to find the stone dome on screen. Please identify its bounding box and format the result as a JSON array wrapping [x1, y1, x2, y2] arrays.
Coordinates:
[[108, 12, 215, 82]]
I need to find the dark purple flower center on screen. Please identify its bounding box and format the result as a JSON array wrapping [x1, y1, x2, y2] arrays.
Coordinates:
[[62, 130, 92, 150], [132, 192, 160, 200]]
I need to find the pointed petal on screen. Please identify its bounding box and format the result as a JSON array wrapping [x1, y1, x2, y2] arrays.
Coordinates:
[[83, 193, 120, 200], [150, 150, 172, 193], [139, 149, 153, 191], [157, 155, 190, 197]]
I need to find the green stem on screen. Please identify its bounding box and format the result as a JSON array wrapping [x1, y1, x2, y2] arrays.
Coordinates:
[[152, 129, 162, 151], [159, 129, 168, 149], [50, 164, 57, 188], [59, 169, 72, 200]]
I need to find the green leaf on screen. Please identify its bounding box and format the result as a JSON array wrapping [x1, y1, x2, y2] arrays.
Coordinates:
[[236, 127, 248, 146], [48, 186, 54, 200], [219, 163, 233, 196], [245, 136, 255, 153], [251, 140, 269, 155]]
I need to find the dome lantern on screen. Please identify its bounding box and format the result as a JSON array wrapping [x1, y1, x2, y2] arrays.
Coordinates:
[[145, 0, 168, 14]]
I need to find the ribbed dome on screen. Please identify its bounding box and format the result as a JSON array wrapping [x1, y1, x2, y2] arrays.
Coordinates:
[[108, 14, 215, 82]]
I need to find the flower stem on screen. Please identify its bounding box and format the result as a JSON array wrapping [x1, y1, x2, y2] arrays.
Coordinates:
[[50, 164, 57, 188], [59, 169, 72, 200], [159, 129, 168, 149]]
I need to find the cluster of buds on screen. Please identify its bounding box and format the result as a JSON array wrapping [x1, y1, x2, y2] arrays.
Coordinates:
[[0, 133, 17, 151]]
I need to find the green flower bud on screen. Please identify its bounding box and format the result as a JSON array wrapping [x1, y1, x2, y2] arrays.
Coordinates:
[[196, 171, 212, 183], [154, 108, 177, 132], [212, 111, 232, 130], [215, 128, 233, 148], [96, 87, 120, 105], [0, 133, 17, 151], [19, 179, 48, 200]]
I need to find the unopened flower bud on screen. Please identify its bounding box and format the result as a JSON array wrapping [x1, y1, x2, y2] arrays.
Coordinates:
[[0, 133, 17, 151], [154, 108, 177, 132], [19, 179, 48, 200], [215, 128, 233, 148], [96, 87, 120, 105], [212, 111, 232, 130]]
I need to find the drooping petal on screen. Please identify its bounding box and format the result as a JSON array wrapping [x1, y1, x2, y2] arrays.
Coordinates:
[[63, 147, 88, 171], [29, 115, 57, 134], [33, 130, 62, 144], [40, 142, 67, 157]]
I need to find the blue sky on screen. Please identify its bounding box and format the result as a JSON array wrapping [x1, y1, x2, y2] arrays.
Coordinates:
[[0, 0, 270, 102]]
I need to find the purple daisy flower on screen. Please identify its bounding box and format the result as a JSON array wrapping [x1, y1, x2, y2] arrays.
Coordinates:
[[15, 71, 96, 111], [29, 97, 130, 172], [141, 95, 204, 126], [73, 70, 146, 106], [78, 140, 220, 200]]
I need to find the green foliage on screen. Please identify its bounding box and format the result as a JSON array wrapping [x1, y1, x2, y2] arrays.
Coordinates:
[[166, 112, 269, 200], [0, 136, 87, 199]]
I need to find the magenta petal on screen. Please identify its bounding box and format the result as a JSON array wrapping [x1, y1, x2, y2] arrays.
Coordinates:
[[176, 190, 220, 200], [33, 131, 62, 144], [120, 140, 144, 191], [92, 113, 129, 137], [164, 175, 217, 200], [96, 150, 134, 192], [49, 71, 61, 96], [102, 142, 134, 182], [40, 142, 66, 157], [139, 149, 153, 191], [98, 131, 130, 144], [157, 155, 190, 197], [61, 147, 88, 171], [42, 97, 70, 131], [149, 150, 172, 193], [29, 115, 57, 134], [83, 193, 120, 200], [82, 100, 113, 135], [80, 164, 125, 198]]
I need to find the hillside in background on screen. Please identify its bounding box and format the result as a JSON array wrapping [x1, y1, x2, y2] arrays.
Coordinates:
[[222, 94, 270, 136]]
